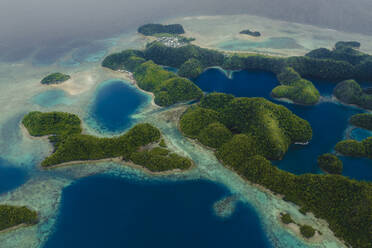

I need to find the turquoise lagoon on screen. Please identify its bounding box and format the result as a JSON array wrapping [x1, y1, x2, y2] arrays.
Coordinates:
[[31, 89, 74, 108]]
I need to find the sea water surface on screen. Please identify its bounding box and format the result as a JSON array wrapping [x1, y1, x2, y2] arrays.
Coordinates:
[[0, 158, 27, 194], [87, 80, 149, 134], [44, 174, 271, 248], [195, 68, 372, 180]]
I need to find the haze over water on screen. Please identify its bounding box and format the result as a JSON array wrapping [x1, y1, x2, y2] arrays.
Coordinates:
[[2, 0, 372, 64]]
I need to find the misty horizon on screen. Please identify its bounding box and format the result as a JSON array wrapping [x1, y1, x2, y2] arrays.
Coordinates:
[[2, 0, 372, 62]]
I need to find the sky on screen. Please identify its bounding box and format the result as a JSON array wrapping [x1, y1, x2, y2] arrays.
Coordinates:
[[1, 0, 372, 62]]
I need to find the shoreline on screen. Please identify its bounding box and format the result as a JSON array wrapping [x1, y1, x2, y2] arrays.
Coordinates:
[[0, 224, 28, 234], [43, 156, 194, 177], [103, 68, 159, 108], [169, 105, 344, 247]]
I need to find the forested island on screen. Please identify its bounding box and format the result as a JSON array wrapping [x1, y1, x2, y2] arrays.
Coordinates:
[[239, 29, 261, 37], [333, 80, 372, 110], [103, 40, 372, 106], [349, 113, 372, 130], [40, 73, 70, 85], [178, 93, 372, 248], [335, 137, 372, 159], [317, 153, 343, 174], [0, 205, 38, 231], [22, 112, 192, 171], [138, 24, 185, 36], [102, 50, 203, 106], [101, 37, 372, 247]]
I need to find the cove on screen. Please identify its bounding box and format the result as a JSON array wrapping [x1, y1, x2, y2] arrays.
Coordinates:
[[43, 174, 272, 248], [194, 68, 372, 181], [88, 80, 149, 133]]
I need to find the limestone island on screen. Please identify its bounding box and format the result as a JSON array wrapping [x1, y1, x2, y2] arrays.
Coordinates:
[[239, 29, 261, 37], [40, 72, 70, 85], [349, 113, 372, 130], [333, 80, 372, 110], [101, 35, 372, 247], [317, 153, 343, 174], [0, 205, 38, 232], [22, 111, 192, 172], [335, 137, 372, 159], [138, 23, 185, 36]]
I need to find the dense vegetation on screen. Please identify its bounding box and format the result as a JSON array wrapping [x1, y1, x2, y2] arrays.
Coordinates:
[[333, 80, 372, 110], [0, 205, 38, 231], [177, 58, 204, 79], [101, 49, 145, 71], [138, 24, 185, 36], [335, 137, 372, 159], [280, 213, 294, 224], [272, 67, 320, 105], [300, 225, 316, 238], [335, 41, 361, 50], [317, 153, 343, 174], [239, 29, 261, 37], [40, 73, 70, 85], [22, 112, 192, 171], [349, 113, 372, 130], [142, 41, 372, 83], [133, 61, 203, 106], [223, 155, 372, 247], [22, 111, 82, 149], [130, 147, 192, 172], [179, 93, 372, 247], [102, 51, 204, 107], [180, 93, 312, 160]]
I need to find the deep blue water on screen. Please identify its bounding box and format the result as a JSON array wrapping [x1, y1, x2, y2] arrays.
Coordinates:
[[89, 80, 148, 133], [0, 158, 27, 194], [194, 68, 372, 180], [44, 175, 271, 248], [195, 68, 279, 98]]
